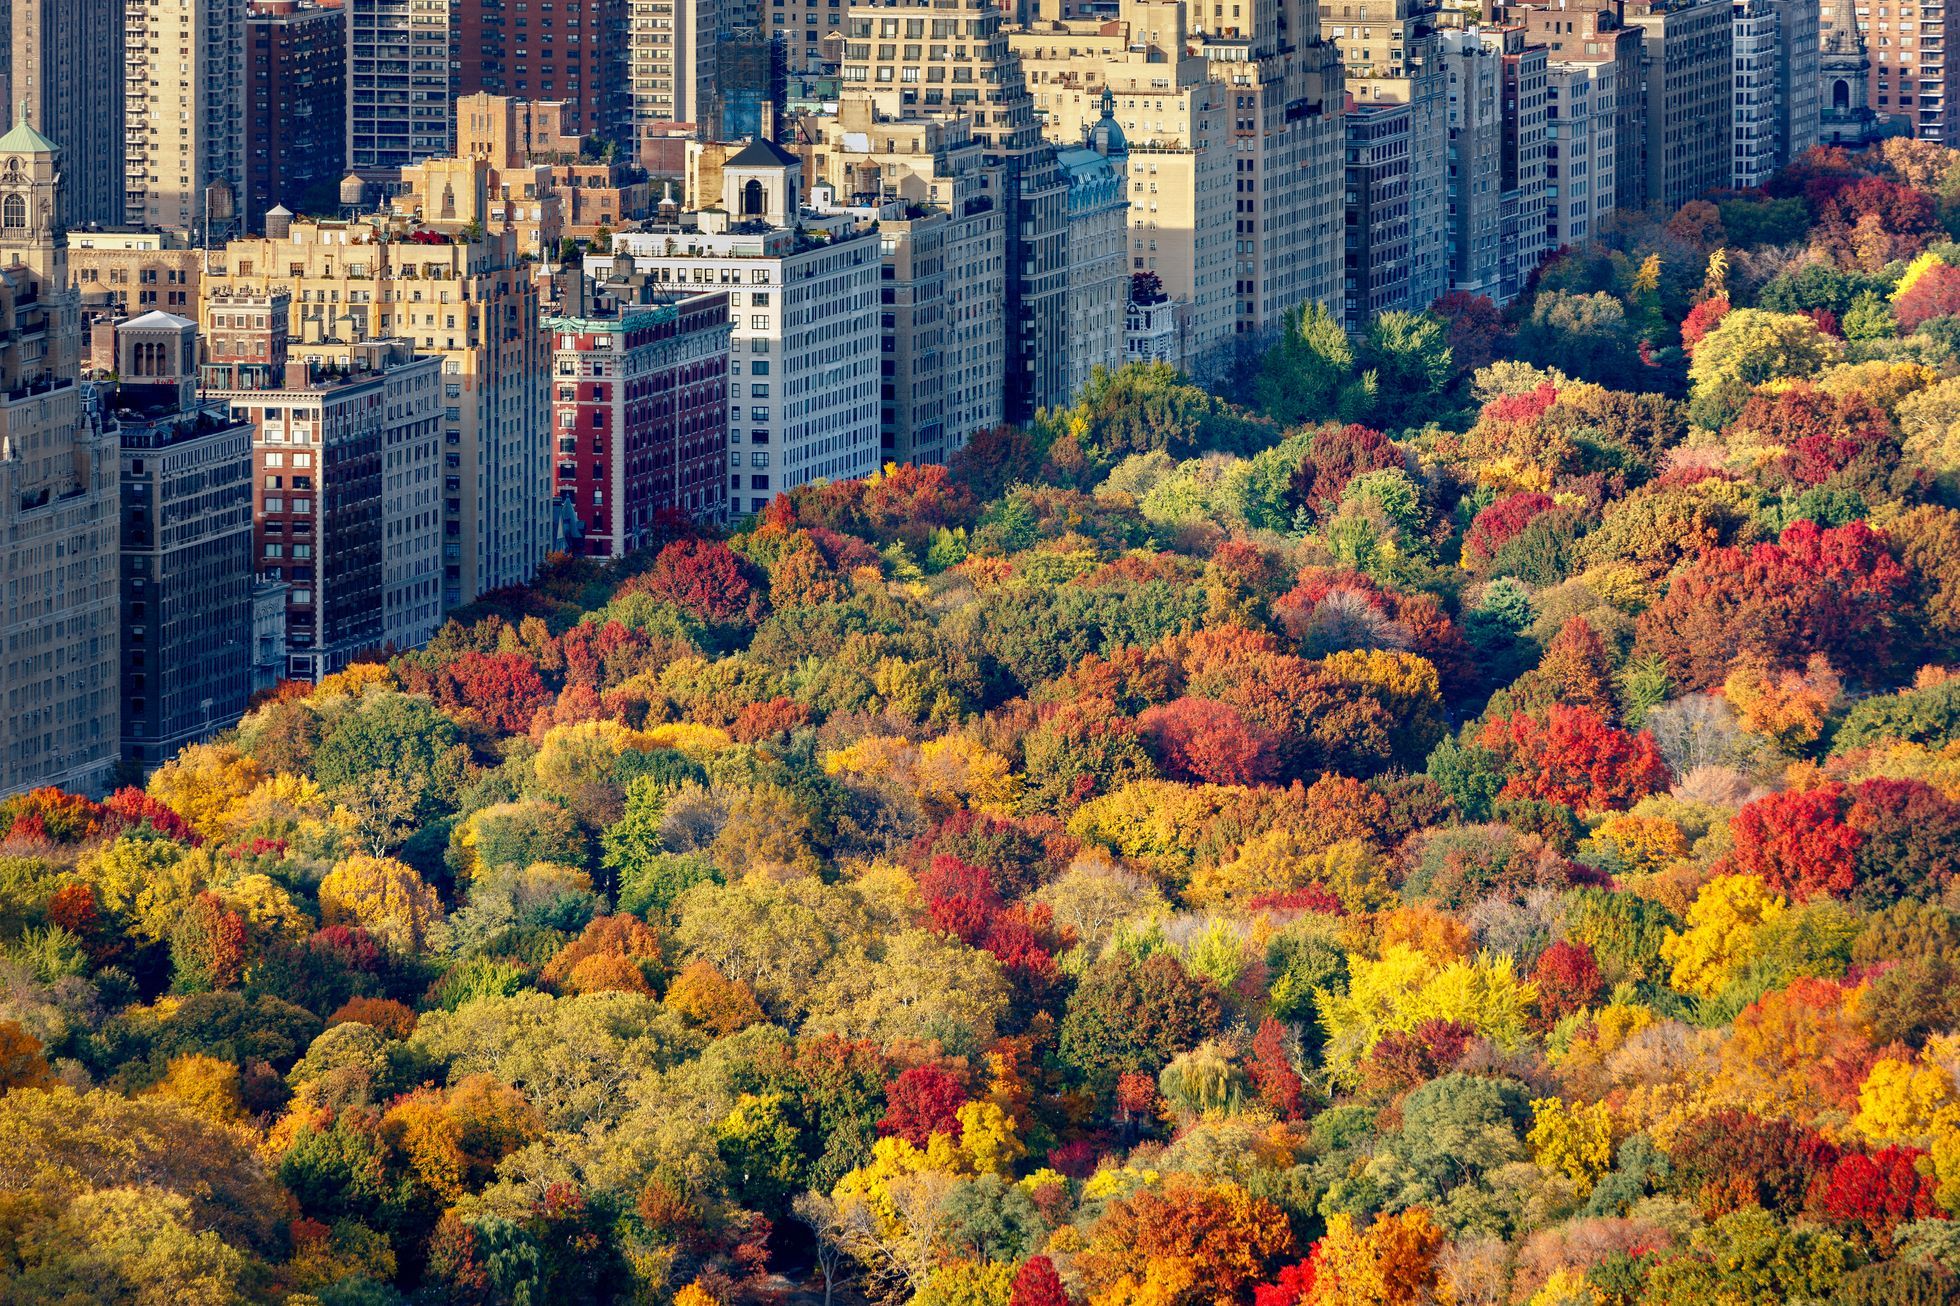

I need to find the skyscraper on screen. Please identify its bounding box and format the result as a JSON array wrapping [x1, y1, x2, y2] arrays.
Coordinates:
[[0, 118, 121, 797], [125, 0, 247, 239], [846, 0, 1070, 419], [244, 0, 349, 226], [1623, 0, 1733, 209], [109, 314, 255, 768], [7, 0, 125, 229], [347, 0, 460, 172]]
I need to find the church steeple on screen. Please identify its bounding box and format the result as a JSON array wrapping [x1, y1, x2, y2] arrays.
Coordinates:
[[1820, 0, 1878, 145]]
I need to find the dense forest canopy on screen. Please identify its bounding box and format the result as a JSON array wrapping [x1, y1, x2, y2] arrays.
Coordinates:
[[8, 139, 1960, 1305]]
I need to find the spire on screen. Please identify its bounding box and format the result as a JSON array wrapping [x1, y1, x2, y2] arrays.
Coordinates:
[[1822, 0, 1866, 57]]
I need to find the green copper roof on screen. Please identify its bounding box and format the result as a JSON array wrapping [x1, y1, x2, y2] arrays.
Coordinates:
[[0, 104, 57, 155]]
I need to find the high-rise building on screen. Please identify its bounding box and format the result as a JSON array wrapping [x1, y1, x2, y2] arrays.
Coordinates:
[[1497, 25, 1549, 301], [1011, 0, 1239, 372], [125, 0, 247, 239], [805, 101, 1006, 464], [1732, 0, 1783, 187], [767, 0, 846, 76], [847, 0, 1070, 419], [1498, 0, 1645, 212], [1440, 26, 1503, 298], [109, 314, 255, 768], [205, 211, 552, 609], [629, 0, 722, 158], [1056, 100, 1131, 402], [716, 27, 790, 139], [347, 0, 460, 173], [440, 96, 656, 250], [0, 119, 121, 798], [7, 0, 125, 229], [1846, 0, 1954, 140], [595, 144, 883, 514], [544, 294, 732, 553], [1769, 0, 1822, 165], [481, 0, 632, 140], [201, 294, 445, 680], [1186, 0, 1346, 348], [1333, 0, 1450, 314], [1623, 0, 1732, 208], [1820, 0, 1880, 142], [1544, 59, 1617, 248], [1343, 97, 1413, 330], [245, 0, 349, 227]]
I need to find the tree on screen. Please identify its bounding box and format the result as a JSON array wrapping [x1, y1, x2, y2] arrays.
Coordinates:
[[1253, 302, 1357, 426], [318, 854, 445, 951], [630, 538, 761, 626], [1009, 1255, 1071, 1306], [878, 1064, 969, 1146], [1726, 785, 1862, 902], [1138, 697, 1282, 786], [1686, 309, 1841, 424], [1058, 952, 1228, 1092], [1074, 1174, 1295, 1306], [1475, 706, 1671, 812], [311, 691, 471, 850]]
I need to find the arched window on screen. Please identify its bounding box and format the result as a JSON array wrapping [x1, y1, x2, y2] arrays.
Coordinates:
[[440, 185, 456, 220], [742, 179, 765, 217], [2, 194, 23, 229], [1834, 79, 1851, 111]]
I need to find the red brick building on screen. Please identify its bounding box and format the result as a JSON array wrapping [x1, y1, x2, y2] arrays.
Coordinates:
[[244, 0, 347, 227], [547, 292, 732, 553]]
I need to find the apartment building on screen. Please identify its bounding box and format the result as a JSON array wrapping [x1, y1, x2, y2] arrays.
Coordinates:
[[108, 313, 255, 767], [1545, 59, 1617, 248], [347, 0, 461, 172], [1497, 0, 1645, 211], [1011, 0, 1238, 372], [1623, 0, 1733, 208], [1333, 0, 1450, 314], [846, 0, 1069, 418], [1343, 98, 1413, 330], [1056, 113, 1131, 401], [630, 0, 722, 159], [597, 144, 882, 513], [7, 0, 125, 228], [1498, 25, 1549, 301], [0, 119, 121, 797], [245, 0, 349, 226], [1440, 26, 1504, 298], [202, 296, 444, 680], [68, 231, 203, 323], [125, 0, 247, 239], [204, 211, 551, 609], [544, 293, 731, 553], [804, 102, 1006, 464]]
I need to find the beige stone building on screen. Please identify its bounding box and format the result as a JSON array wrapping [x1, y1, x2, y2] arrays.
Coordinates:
[[630, 0, 722, 158], [204, 211, 551, 610], [804, 103, 1007, 464], [0, 120, 121, 797], [1011, 0, 1238, 371], [124, 0, 246, 239], [845, 0, 1070, 419], [68, 231, 203, 323]]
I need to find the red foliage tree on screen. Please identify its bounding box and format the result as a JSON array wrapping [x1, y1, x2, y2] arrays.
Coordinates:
[[1463, 493, 1557, 569], [1532, 939, 1604, 1023], [103, 787, 198, 843], [1727, 784, 1863, 901], [1816, 176, 1939, 255], [632, 538, 760, 625], [729, 696, 811, 743], [1895, 262, 1960, 332], [1431, 291, 1508, 376], [1475, 705, 1672, 812], [1357, 1019, 1474, 1098], [1009, 1255, 1072, 1306], [1246, 1017, 1306, 1120], [1729, 385, 1898, 489], [1137, 697, 1282, 786], [1680, 295, 1731, 352], [397, 650, 551, 736], [1845, 777, 1960, 906], [1254, 1253, 1320, 1306], [1633, 520, 1912, 688], [1667, 1109, 1840, 1217], [1813, 1145, 1940, 1241], [1292, 424, 1405, 518], [877, 1064, 969, 1145]]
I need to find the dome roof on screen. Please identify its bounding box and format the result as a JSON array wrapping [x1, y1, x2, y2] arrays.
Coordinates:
[[1088, 86, 1126, 157]]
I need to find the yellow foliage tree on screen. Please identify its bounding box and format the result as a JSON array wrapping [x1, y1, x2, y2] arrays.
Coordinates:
[[1722, 653, 1843, 752], [1854, 1052, 1956, 1145], [1528, 1096, 1616, 1193], [1659, 874, 1785, 998], [147, 1054, 244, 1122], [1315, 944, 1538, 1082], [1587, 813, 1691, 877], [318, 854, 445, 951], [146, 742, 265, 841]]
